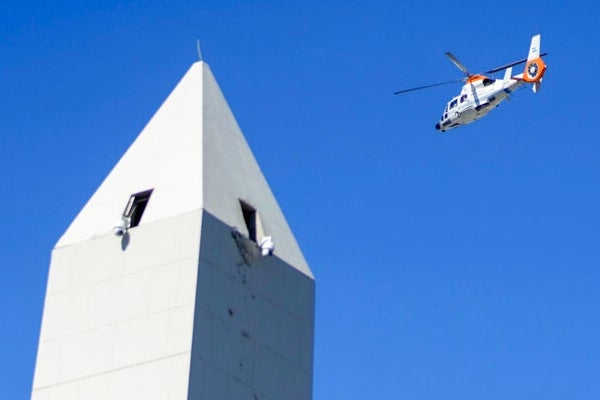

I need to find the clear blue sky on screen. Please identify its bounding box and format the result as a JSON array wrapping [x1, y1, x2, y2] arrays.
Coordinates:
[[2, 1, 599, 398]]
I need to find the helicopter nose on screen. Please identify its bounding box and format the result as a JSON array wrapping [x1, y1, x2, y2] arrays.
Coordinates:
[[435, 122, 440, 130]]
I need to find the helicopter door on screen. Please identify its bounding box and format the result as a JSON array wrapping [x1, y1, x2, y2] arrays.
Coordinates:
[[448, 98, 459, 119]]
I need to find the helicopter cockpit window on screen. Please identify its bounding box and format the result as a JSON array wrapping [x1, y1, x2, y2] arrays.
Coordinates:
[[450, 99, 458, 109], [483, 78, 496, 86]]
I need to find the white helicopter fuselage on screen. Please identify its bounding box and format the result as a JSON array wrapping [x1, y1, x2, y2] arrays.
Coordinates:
[[435, 68, 524, 132], [395, 34, 547, 132]]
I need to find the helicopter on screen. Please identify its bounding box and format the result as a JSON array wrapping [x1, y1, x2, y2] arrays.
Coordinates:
[[395, 34, 547, 132]]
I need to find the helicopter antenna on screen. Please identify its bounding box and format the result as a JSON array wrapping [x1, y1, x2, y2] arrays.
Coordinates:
[[196, 40, 203, 62]]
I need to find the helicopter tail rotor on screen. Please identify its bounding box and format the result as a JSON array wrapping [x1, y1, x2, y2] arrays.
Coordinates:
[[523, 34, 547, 85]]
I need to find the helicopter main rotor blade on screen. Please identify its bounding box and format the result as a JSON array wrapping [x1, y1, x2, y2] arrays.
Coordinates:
[[445, 52, 470, 76], [484, 52, 548, 74], [393, 78, 464, 95]]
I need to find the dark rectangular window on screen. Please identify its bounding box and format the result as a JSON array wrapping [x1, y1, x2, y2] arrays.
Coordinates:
[[123, 189, 153, 228], [240, 200, 257, 242]]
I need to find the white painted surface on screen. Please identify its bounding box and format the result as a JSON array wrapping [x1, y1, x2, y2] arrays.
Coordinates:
[[33, 211, 202, 399], [33, 61, 314, 399], [56, 61, 310, 278]]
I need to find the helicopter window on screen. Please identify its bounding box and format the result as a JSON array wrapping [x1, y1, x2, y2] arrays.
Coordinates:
[[483, 78, 496, 86], [450, 99, 458, 109], [460, 94, 467, 103]]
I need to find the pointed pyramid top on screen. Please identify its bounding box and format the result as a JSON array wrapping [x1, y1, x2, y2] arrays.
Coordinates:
[[57, 61, 311, 277]]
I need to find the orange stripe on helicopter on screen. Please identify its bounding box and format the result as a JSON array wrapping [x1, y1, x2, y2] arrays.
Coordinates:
[[466, 74, 486, 84]]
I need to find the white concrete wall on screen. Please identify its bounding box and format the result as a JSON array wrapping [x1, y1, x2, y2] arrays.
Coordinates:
[[33, 210, 314, 400], [200, 65, 311, 277], [56, 63, 205, 248], [33, 60, 315, 399], [32, 211, 202, 400], [187, 212, 314, 400]]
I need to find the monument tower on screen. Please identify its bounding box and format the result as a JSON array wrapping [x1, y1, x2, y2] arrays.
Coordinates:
[[32, 61, 314, 399]]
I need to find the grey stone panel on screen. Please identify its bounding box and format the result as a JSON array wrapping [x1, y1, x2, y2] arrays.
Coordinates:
[[188, 211, 314, 400]]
